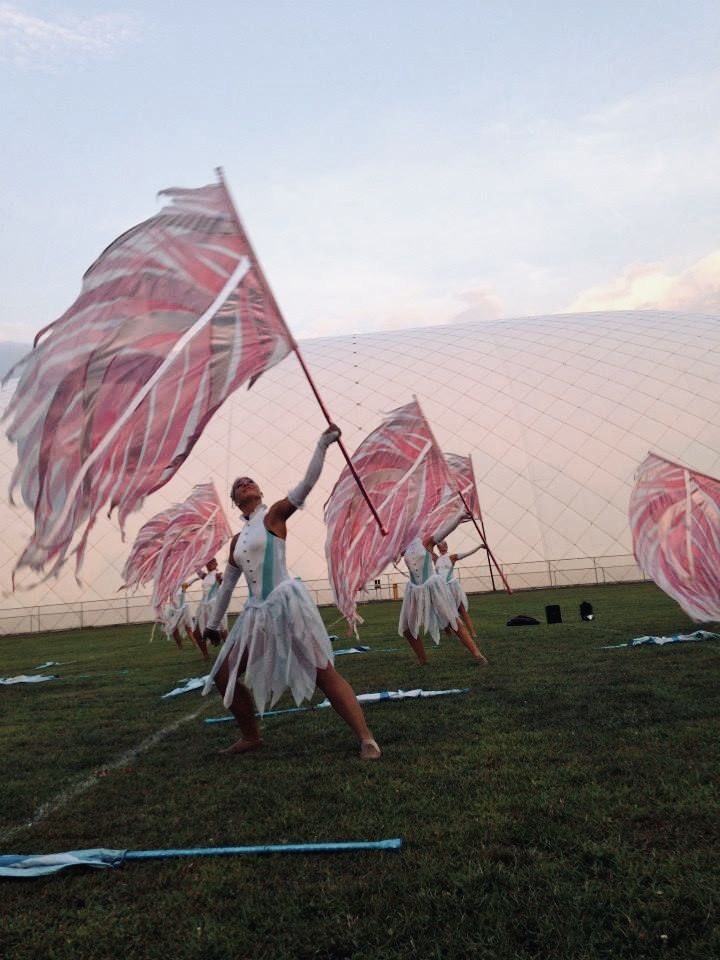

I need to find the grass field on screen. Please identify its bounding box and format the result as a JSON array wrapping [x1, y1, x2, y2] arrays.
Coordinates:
[[1, 582, 719, 960]]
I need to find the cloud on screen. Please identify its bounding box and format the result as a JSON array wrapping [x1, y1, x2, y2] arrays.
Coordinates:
[[448, 288, 503, 324], [0, 4, 137, 67], [241, 68, 720, 334], [567, 250, 720, 315]]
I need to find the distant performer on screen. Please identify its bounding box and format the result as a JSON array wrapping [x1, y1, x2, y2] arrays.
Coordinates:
[[399, 509, 489, 666], [195, 559, 227, 646], [163, 582, 208, 660], [434, 541, 484, 639], [202, 425, 381, 760]]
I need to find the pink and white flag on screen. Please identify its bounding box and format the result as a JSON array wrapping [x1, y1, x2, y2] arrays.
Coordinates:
[[4, 175, 292, 582], [122, 482, 231, 615], [420, 453, 477, 542], [630, 452, 720, 621], [324, 399, 453, 629], [120, 513, 173, 595]]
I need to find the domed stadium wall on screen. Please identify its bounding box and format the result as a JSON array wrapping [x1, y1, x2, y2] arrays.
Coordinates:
[[1, 309, 719, 634]]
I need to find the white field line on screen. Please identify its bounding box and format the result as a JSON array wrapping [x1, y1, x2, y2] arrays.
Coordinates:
[[0, 704, 207, 845]]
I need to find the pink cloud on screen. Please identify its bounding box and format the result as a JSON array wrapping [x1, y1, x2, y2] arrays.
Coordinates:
[[568, 251, 720, 315]]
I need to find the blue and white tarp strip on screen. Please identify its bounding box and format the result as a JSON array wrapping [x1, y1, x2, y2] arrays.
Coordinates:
[[333, 645, 370, 656], [205, 687, 470, 723], [161, 676, 211, 699], [0, 839, 403, 878], [0, 674, 57, 685], [602, 630, 720, 649], [0, 849, 124, 877]]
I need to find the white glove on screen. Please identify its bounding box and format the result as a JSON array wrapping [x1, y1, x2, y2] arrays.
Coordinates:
[[288, 425, 341, 508], [430, 509, 470, 546], [455, 544, 483, 561]]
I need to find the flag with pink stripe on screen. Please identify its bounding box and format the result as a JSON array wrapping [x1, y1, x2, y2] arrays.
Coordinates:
[[324, 399, 453, 629], [122, 482, 231, 615], [420, 453, 477, 541], [4, 177, 291, 583], [630, 452, 720, 621]]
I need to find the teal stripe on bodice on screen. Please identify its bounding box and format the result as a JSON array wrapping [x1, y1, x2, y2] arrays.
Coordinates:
[[262, 530, 275, 600]]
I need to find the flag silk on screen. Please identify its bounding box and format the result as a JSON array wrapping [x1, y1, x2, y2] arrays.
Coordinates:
[[4, 178, 292, 582], [119, 512, 173, 595], [420, 452, 477, 542], [629, 452, 720, 621], [121, 481, 231, 615], [324, 399, 454, 630], [446, 453, 480, 516]]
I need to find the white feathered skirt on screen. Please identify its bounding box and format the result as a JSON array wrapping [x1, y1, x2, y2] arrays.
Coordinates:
[[398, 573, 459, 644], [202, 578, 333, 715], [447, 577, 469, 612], [195, 598, 227, 636], [163, 604, 193, 636]]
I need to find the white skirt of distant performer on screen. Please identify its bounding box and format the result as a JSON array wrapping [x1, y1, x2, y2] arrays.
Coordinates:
[[398, 573, 460, 645], [163, 604, 193, 637], [195, 597, 228, 636], [447, 577, 468, 613]]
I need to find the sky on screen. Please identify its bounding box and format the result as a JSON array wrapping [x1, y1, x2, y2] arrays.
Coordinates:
[[1, 0, 720, 344]]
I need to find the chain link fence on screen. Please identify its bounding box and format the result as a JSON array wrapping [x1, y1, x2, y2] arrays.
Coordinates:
[[0, 554, 648, 635]]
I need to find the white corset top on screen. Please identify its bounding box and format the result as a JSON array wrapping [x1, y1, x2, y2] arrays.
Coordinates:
[[232, 505, 290, 600], [435, 555, 454, 581], [403, 537, 434, 585]]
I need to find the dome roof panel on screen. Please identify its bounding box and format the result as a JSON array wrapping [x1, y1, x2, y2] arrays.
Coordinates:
[[1, 309, 719, 609]]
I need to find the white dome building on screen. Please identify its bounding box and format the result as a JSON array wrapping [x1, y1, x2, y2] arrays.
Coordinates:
[[1, 309, 719, 632]]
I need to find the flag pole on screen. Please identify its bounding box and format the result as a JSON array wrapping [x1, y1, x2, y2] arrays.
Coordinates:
[[215, 168, 387, 535], [466, 453, 499, 592], [412, 396, 510, 592], [456, 487, 512, 593], [463, 489, 497, 591]]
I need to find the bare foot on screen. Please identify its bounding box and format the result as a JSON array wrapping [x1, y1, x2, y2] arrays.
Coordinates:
[[359, 738, 381, 760], [473, 654, 489, 666], [219, 737, 264, 756]]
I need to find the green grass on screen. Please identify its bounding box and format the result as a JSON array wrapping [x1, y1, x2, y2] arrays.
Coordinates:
[[1, 582, 719, 960]]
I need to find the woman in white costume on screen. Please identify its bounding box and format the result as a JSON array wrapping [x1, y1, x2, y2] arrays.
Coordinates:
[[399, 509, 488, 667], [202, 426, 381, 760], [434, 541, 484, 638], [194, 559, 227, 646]]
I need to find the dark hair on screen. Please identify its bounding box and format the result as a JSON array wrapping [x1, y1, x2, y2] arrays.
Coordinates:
[[231, 477, 255, 498]]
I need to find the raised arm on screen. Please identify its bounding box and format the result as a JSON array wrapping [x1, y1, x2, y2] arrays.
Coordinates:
[[265, 425, 341, 537], [421, 507, 470, 553], [450, 544, 485, 564]]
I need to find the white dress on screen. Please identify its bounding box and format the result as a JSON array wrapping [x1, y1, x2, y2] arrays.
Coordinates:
[[435, 554, 469, 612], [202, 505, 333, 713], [398, 537, 459, 644], [163, 589, 193, 636], [195, 573, 227, 635]]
